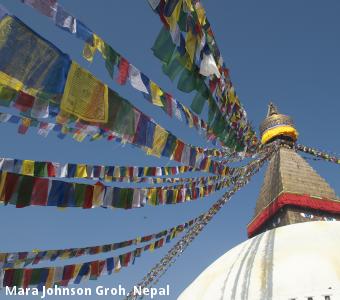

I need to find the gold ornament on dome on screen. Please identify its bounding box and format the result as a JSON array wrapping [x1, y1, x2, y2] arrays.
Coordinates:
[[259, 102, 298, 144]]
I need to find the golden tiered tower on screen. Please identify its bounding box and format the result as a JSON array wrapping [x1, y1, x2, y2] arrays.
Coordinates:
[[247, 103, 340, 237]]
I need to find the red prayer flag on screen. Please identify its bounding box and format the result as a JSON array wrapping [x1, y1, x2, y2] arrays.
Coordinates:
[[31, 178, 49, 206], [23, 269, 33, 289], [82, 185, 93, 209], [14, 92, 35, 112], [4, 173, 20, 205], [157, 0, 170, 29], [122, 252, 132, 267], [116, 57, 130, 85], [60, 265, 75, 286], [164, 93, 173, 117], [3, 269, 15, 287], [47, 162, 56, 177], [90, 261, 99, 279], [174, 140, 185, 162]]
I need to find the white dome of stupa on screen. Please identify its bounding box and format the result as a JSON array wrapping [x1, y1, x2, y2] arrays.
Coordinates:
[[178, 221, 340, 300]]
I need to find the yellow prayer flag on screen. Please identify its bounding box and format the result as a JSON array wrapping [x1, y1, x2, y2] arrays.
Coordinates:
[[22, 118, 31, 128], [113, 167, 120, 178], [82, 34, 106, 62], [185, 29, 197, 64], [173, 189, 179, 203], [182, 106, 194, 127], [162, 189, 167, 201], [150, 81, 164, 107], [76, 164, 88, 178], [183, 0, 194, 11], [228, 86, 236, 104], [147, 125, 168, 157], [61, 62, 109, 123], [165, 0, 183, 30], [73, 264, 82, 281], [93, 34, 106, 56], [143, 167, 148, 176], [199, 187, 204, 197], [204, 158, 211, 172], [104, 174, 113, 182], [72, 132, 87, 142], [0, 70, 24, 92], [22, 160, 35, 176], [149, 242, 155, 252], [0, 172, 7, 203], [147, 188, 157, 206], [83, 43, 96, 62], [195, 4, 207, 25], [93, 183, 105, 207], [60, 250, 70, 260], [45, 268, 55, 289]]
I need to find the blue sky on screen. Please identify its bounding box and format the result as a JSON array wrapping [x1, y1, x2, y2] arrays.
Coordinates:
[[0, 0, 339, 299]]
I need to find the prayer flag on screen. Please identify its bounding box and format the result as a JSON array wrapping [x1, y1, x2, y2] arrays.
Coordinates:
[[128, 65, 149, 94], [61, 62, 108, 123], [152, 26, 176, 64], [21, 160, 35, 176]]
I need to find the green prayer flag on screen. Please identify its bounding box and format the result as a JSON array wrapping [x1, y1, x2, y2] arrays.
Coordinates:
[[17, 175, 35, 207], [30, 269, 42, 285], [75, 183, 86, 207], [30, 119, 39, 127], [146, 168, 153, 176], [12, 269, 24, 287], [120, 167, 126, 177], [162, 52, 184, 81], [178, 10, 188, 32], [177, 68, 199, 93], [152, 26, 176, 64], [190, 87, 208, 114], [207, 99, 218, 126], [235, 142, 244, 152], [211, 113, 225, 136], [103, 44, 119, 78], [149, 189, 157, 206], [34, 162, 47, 177], [107, 90, 136, 137], [113, 188, 133, 209], [0, 85, 17, 107]]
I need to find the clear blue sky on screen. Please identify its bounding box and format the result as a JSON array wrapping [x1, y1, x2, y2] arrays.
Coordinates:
[[0, 0, 339, 299]]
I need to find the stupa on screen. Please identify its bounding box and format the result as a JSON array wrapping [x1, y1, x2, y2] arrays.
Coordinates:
[[178, 103, 340, 300]]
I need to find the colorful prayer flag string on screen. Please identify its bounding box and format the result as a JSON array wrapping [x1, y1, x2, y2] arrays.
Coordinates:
[[0, 169, 235, 209], [296, 144, 340, 165], [0, 216, 198, 269], [0, 157, 196, 180], [18, 0, 250, 151], [1, 221, 195, 290], [0, 109, 233, 174], [147, 0, 258, 152], [0, 14, 230, 172]]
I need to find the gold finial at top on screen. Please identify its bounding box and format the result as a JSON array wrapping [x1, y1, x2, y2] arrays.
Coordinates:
[[266, 102, 279, 117]]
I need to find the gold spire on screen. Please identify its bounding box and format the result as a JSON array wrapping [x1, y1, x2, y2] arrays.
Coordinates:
[[266, 101, 279, 117], [260, 102, 298, 144]]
